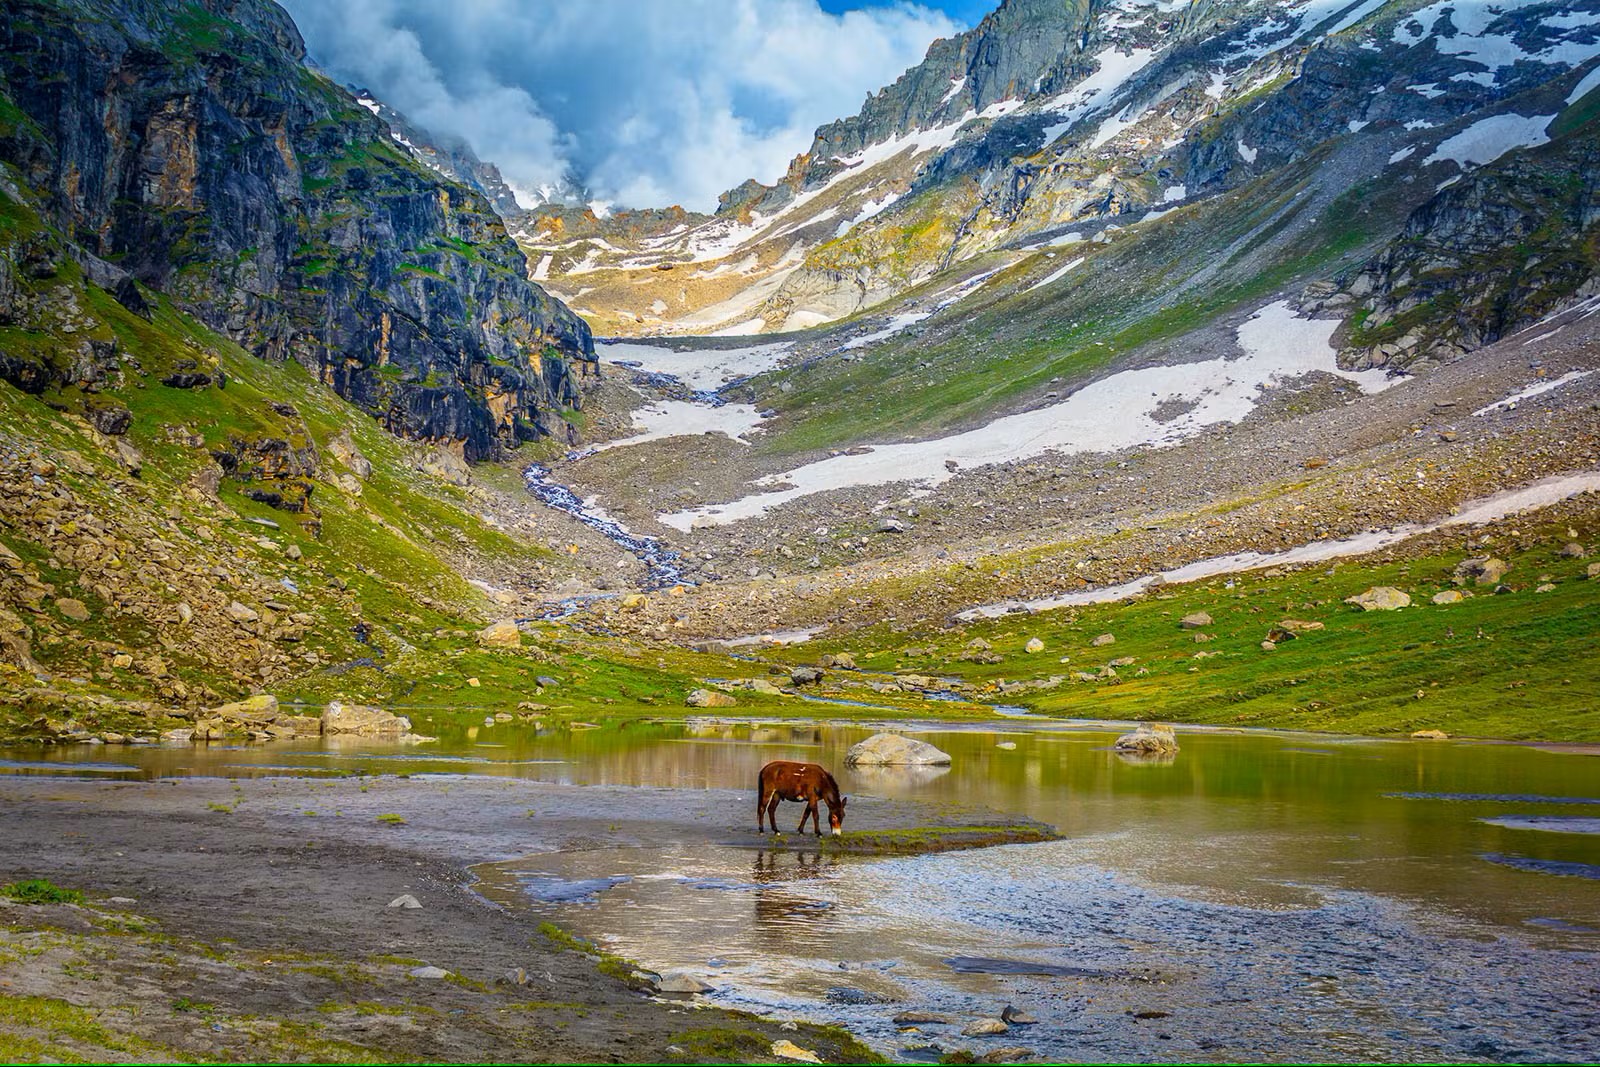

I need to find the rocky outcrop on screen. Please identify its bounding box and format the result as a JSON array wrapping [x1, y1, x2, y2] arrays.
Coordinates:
[[1114, 723, 1178, 756], [0, 0, 595, 460]]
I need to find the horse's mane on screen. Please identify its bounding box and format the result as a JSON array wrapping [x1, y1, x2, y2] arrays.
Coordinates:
[[821, 769, 842, 802]]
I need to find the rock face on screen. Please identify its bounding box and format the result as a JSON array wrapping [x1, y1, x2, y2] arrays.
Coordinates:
[[321, 701, 411, 735], [845, 732, 952, 766], [1345, 587, 1412, 611], [0, 0, 594, 459], [1114, 723, 1178, 755]]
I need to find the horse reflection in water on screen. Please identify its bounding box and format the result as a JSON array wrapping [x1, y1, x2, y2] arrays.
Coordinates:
[[757, 760, 847, 836], [751, 850, 838, 939]]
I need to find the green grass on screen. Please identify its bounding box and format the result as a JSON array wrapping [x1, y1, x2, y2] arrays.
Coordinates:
[[1, 880, 83, 905], [776, 521, 1600, 741]]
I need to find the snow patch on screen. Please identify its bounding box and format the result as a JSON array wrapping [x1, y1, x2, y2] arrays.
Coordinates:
[[660, 301, 1394, 530], [1237, 141, 1259, 163], [1472, 371, 1595, 416], [1424, 113, 1553, 167], [601, 340, 791, 391], [1024, 256, 1086, 294], [586, 400, 766, 455]]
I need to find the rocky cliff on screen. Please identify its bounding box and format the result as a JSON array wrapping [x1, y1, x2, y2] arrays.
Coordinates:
[[0, 0, 595, 460]]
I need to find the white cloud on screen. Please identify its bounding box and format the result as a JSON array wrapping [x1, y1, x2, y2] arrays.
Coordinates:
[[280, 0, 961, 212]]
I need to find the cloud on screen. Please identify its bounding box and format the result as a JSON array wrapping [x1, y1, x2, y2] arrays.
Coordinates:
[[278, 0, 962, 212]]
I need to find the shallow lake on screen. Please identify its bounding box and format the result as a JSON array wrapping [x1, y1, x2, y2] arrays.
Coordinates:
[[5, 718, 1598, 1062]]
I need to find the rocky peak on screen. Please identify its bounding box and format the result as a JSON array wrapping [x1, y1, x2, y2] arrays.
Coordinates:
[[0, 0, 596, 461]]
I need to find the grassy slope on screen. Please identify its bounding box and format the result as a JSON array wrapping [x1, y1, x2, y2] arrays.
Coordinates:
[[754, 148, 1416, 456], [761, 515, 1600, 742]]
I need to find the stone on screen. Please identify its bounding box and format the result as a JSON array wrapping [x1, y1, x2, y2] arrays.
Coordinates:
[[686, 688, 737, 708], [1560, 542, 1586, 559], [55, 598, 91, 622], [478, 620, 522, 648], [1276, 619, 1324, 634], [963, 1019, 1010, 1036], [160, 728, 195, 743], [894, 1011, 953, 1025], [1536, 582, 1556, 593], [875, 517, 907, 534], [176, 602, 194, 625], [1000, 1005, 1038, 1025], [285, 543, 302, 561], [211, 694, 280, 723], [1589, 562, 1600, 579], [1411, 729, 1449, 740], [328, 432, 373, 480], [770, 1040, 823, 1063], [982, 1048, 1035, 1063], [408, 966, 451, 980], [535, 676, 559, 688], [284, 715, 322, 737], [111, 653, 133, 669], [387, 894, 422, 909], [227, 601, 260, 624], [845, 733, 952, 766], [819, 652, 857, 670], [1431, 589, 1465, 605], [1455, 556, 1509, 586], [321, 701, 411, 735], [1091, 633, 1115, 647], [497, 967, 530, 987], [790, 666, 824, 687], [657, 973, 714, 993], [1179, 612, 1212, 629], [621, 593, 648, 609], [1344, 586, 1411, 611], [1024, 638, 1045, 653], [996, 741, 1017, 750], [1114, 723, 1179, 755]]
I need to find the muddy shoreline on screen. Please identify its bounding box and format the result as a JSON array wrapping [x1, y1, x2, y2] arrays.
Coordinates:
[[0, 772, 1018, 1063]]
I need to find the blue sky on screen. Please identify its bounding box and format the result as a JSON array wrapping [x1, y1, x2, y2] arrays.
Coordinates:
[[283, 0, 992, 212]]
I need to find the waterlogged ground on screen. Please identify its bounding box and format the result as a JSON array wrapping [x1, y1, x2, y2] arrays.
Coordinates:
[[4, 720, 1598, 1062]]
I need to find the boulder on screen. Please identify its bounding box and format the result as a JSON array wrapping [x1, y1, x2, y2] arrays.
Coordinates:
[[819, 652, 856, 670], [1179, 612, 1212, 629], [845, 733, 952, 766], [657, 973, 714, 994], [211, 694, 280, 723], [1024, 638, 1045, 653], [283, 715, 322, 737], [387, 894, 422, 909], [321, 701, 412, 735], [686, 688, 737, 708], [894, 1011, 954, 1025], [1344, 586, 1411, 611], [55, 598, 91, 622], [1411, 729, 1449, 740], [963, 1019, 1010, 1036], [1114, 723, 1179, 755], [328, 432, 373, 480], [790, 666, 824, 687], [770, 1040, 823, 1064], [1559, 542, 1586, 559], [227, 601, 260, 624], [1431, 589, 1465, 605], [875, 517, 906, 534], [1091, 633, 1115, 647], [478, 620, 522, 648], [1454, 556, 1509, 586]]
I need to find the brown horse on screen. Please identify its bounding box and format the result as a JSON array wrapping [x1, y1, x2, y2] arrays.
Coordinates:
[[757, 761, 847, 837]]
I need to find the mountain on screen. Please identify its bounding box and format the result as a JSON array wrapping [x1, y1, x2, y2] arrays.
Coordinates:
[[522, 0, 1600, 344], [0, 0, 596, 461]]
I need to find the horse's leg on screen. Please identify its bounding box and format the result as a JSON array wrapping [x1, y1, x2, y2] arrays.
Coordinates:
[[799, 800, 816, 835], [767, 794, 782, 834], [756, 785, 769, 833]]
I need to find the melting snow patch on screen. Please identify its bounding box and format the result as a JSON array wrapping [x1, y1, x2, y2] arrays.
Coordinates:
[[585, 400, 766, 454], [841, 312, 932, 350], [1424, 113, 1553, 167], [660, 301, 1394, 530], [1237, 141, 1259, 163], [600, 340, 790, 391], [1025, 256, 1086, 294], [1347, 119, 1371, 132], [1569, 64, 1600, 105], [1472, 371, 1596, 416], [1389, 145, 1416, 164]]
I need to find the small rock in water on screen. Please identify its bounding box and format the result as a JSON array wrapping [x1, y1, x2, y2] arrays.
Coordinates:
[[963, 1018, 1010, 1036], [1000, 1005, 1038, 1025], [409, 966, 451, 979], [770, 1039, 824, 1063], [894, 1011, 953, 1025], [982, 1048, 1035, 1063], [387, 894, 422, 909], [996, 741, 1017, 750], [845, 733, 952, 766], [657, 972, 714, 993]]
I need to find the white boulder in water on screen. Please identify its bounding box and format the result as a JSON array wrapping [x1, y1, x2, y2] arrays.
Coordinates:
[[845, 732, 952, 766], [1114, 723, 1178, 755]]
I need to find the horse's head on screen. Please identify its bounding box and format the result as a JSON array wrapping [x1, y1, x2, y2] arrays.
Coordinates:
[[827, 795, 846, 836]]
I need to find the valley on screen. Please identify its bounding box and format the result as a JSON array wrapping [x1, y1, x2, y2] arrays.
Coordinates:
[[0, 0, 1597, 1061]]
